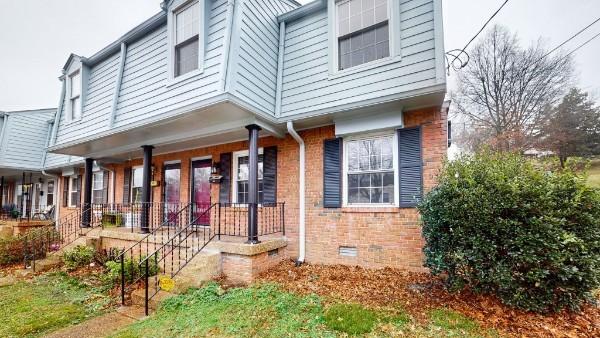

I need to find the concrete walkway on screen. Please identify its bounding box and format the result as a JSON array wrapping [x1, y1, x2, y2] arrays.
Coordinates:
[[44, 306, 145, 338]]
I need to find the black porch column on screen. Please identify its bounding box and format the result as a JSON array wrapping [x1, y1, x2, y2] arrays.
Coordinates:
[[82, 158, 94, 228], [246, 124, 261, 244], [141, 145, 154, 234]]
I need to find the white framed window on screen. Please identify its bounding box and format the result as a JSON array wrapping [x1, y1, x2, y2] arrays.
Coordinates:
[[47, 180, 55, 206], [337, 0, 389, 70], [232, 149, 264, 204], [92, 172, 104, 204], [167, 0, 205, 83], [69, 70, 82, 120], [343, 133, 398, 206], [131, 167, 144, 203], [68, 176, 79, 207]]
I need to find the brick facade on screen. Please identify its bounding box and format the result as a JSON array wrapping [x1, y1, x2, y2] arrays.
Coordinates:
[[57, 107, 447, 271]]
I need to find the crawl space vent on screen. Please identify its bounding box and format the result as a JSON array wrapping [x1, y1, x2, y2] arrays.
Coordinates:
[[339, 246, 358, 257]]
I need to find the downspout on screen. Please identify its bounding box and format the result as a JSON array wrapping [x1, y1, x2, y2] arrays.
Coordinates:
[[0, 113, 8, 154], [109, 42, 127, 128], [286, 121, 305, 264], [274, 21, 286, 117]]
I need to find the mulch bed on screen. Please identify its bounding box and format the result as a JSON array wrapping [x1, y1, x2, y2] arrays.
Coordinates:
[[258, 260, 600, 338]]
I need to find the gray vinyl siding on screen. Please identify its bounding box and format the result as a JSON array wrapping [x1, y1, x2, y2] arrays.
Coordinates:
[[0, 111, 54, 170], [231, 0, 296, 114], [52, 0, 229, 147], [112, 0, 227, 128], [44, 153, 84, 169], [55, 53, 120, 145], [280, 0, 439, 117]]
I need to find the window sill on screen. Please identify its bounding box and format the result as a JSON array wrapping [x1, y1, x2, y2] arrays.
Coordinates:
[[165, 67, 204, 88], [328, 55, 401, 80], [341, 205, 400, 213]]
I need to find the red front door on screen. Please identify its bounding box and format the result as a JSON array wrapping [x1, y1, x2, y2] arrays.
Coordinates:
[[191, 159, 211, 224]]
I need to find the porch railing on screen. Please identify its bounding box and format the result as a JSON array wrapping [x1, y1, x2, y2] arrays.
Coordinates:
[[21, 207, 92, 271], [1, 204, 55, 222], [92, 203, 188, 232], [217, 202, 285, 238]]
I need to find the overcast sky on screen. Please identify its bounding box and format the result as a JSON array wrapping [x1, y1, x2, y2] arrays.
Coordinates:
[[1, 0, 599, 111]]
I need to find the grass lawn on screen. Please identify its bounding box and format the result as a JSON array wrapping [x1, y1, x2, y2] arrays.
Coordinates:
[[0, 272, 113, 338], [112, 283, 497, 338], [587, 159, 600, 188]]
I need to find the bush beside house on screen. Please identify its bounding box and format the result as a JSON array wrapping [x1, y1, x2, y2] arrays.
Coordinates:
[[419, 152, 600, 312]]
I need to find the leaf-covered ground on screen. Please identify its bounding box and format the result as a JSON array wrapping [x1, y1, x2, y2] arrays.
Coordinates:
[[258, 260, 600, 337], [112, 282, 495, 338], [0, 271, 114, 338]]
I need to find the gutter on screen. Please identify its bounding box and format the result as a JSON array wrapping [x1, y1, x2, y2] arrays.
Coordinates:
[[286, 121, 305, 264], [278, 0, 326, 23], [220, 0, 237, 92], [0, 114, 8, 153], [51, 76, 66, 145]]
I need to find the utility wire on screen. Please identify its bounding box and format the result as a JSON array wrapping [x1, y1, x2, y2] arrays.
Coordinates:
[[560, 30, 600, 61], [446, 0, 510, 73], [537, 16, 600, 62]]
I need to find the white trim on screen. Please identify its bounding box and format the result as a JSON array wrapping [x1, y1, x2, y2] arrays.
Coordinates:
[[433, 0, 446, 83], [190, 155, 212, 162], [166, 0, 205, 84], [68, 176, 79, 207], [231, 148, 264, 204], [66, 69, 84, 123], [341, 131, 399, 207], [163, 160, 182, 165], [328, 0, 399, 76]]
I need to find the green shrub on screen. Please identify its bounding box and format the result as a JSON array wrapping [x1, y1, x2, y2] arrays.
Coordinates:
[[102, 254, 160, 286], [0, 236, 25, 266], [419, 151, 600, 313], [324, 303, 378, 334], [62, 245, 95, 271]]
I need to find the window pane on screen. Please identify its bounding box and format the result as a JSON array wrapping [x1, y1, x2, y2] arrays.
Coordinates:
[[374, 1, 388, 23], [359, 188, 370, 203], [176, 38, 199, 77], [132, 168, 143, 188], [348, 188, 359, 203], [176, 1, 199, 44], [70, 72, 81, 98], [71, 97, 81, 120], [92, 172, 103, 190], [371, 188, 382, 203]]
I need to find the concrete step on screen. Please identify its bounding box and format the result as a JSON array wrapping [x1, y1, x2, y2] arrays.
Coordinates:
[[131, 288, 174, 310]]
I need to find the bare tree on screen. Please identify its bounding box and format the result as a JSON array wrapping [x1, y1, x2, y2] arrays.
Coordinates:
[[453, 25, 573, 152]]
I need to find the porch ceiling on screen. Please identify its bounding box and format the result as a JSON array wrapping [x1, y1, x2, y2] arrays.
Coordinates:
[[50, 102, 286, 161]]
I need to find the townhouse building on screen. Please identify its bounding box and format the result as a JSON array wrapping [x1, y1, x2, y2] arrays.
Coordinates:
[[39, 0, 448, 278]]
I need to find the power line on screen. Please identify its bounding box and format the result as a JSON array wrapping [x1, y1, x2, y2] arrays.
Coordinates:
[[446, 0, 510, 73], [560, 31, 600, 61], [537, 16, 600, 62]]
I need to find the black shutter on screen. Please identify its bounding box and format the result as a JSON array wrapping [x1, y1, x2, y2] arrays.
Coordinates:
[[262, 146, 277, 204], [75, 176, 82, 207], [398, 127, 423, 207], [62, 177, 68, 207], [102, 171, 109, 204], [123, 167, 131, 204], [447, 120, 452, 147], [219, 153, 232, 203], [323, 138, 342, 208]]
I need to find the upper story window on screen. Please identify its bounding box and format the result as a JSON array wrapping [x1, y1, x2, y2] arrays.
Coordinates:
[[167, 0, 205, 82], [69, 71, 82, 120], [337, 0, 390, 70], [175, 1, 200, 77]]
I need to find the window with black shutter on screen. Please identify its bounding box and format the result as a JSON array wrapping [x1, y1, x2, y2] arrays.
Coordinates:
[[397, 127, 423, 207], [323, 138, 343, 208], [62, 177, 68, 207], [262, 146, 277, 204], [123, 167, 131, 204]]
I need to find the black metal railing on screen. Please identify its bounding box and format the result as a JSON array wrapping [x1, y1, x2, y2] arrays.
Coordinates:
[[218, 202, 285, 238], [140, 203, 219, 315], [21, 207, 91, 271], [116, 203, 194, 305], [92, 203, 186, 232], [0, 204, 55, 222]]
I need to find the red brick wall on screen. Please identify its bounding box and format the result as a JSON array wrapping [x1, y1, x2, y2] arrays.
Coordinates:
[[55, 106, 447, 271]]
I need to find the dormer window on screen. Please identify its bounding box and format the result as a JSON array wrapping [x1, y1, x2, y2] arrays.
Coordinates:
[[175, 1, 200, 76], [69, 70, 82, 120], [167, 0, 205, 82], [336, 0, 389, 70]]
